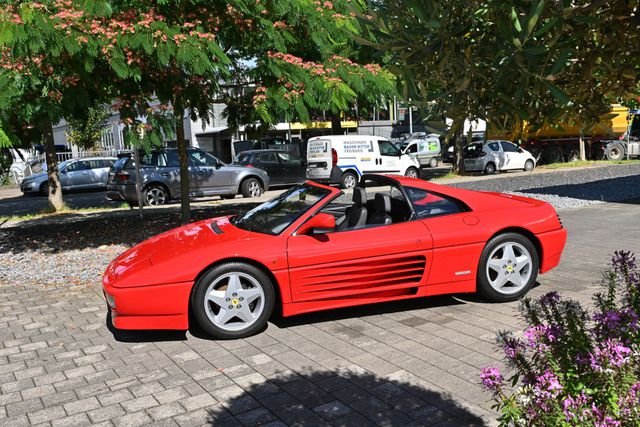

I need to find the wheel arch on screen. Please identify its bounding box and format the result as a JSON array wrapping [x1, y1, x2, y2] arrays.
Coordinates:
[[240, 174, 265, 190], [190, 256, 284, 315], [487, 227, 542, 269], [342, 168, 359, 178]]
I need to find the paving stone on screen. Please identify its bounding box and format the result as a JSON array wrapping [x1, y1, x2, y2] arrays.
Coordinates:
[[51, 413, 92, 427], [147, 402, 186, 421], [313, 400, 352, 420], [114, 411, 153, 427], [121, 395, 159, 413], [63, 396, 101, 415], [234, 407, 278, 426], [179, 393, 218, 412], [27, 405, 67, 424], [87, 404, 127, 423]]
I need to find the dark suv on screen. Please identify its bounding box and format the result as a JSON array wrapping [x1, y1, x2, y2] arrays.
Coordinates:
[[233, 149, 306, 186], [106, 148, 270, 206]]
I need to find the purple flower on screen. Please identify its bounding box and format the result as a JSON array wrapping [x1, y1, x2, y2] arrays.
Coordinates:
[[618, 382, 640, 418], [533, 370, 563, 399], [539, 291, 561, 307], [563, 391, 590, 422], [589, 338, 632, 372], [593, 309, 639, 337], [500, 335, 525, 360], [523, 324, 561, 352], [480, 367, 503, 391], [612, 250, 637, 271]]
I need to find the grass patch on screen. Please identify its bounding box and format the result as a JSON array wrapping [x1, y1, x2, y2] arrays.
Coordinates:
[[0, 204, 130, 224], [539, 159, 640, 169], [431, 171, 461, 180]]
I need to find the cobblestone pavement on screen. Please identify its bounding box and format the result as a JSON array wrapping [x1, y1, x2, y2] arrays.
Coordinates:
[[1, 201, 640, 426]]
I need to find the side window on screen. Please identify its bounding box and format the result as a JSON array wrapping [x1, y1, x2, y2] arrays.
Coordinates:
[[500, 141, 519, 153], [378, 140, 400, 156], [189, 150, 218, 167], [276, 152, 301, 164], [257, 153, 278, 164], [66, 161, 90, 172], [405, 186, 462, 219], [406, 144, 417, 154], [166, 151, 179, 167], [488, 142, 500, 152]]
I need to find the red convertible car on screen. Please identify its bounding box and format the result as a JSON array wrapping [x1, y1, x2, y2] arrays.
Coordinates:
[[103, 174, 567, 339]]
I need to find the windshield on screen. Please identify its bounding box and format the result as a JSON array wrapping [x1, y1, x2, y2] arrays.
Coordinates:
[[232, 184, 330, 235]]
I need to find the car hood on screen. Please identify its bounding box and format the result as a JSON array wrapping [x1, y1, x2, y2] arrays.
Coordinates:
[[103, 216, 262, 288], [22, 172, 47, 182]]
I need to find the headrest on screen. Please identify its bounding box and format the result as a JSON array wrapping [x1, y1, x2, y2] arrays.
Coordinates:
[[374, 193, 391, 213], [353, 187, 366, 205]]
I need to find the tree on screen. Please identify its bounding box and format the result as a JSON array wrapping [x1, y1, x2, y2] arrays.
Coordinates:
[[0, 1, 115, 211], [98, 0, 394, 224], [366, 0, 640, 170], [65, 105, 111, 150]]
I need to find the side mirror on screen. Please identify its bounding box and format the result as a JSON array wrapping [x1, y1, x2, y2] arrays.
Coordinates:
[[518, 148, 524, 153], [215, 162, 223, 169], [297, 213, 335, 235]]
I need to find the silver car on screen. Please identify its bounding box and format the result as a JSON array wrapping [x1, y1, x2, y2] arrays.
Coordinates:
[[463, 140, 536, 174], [20, 157, 117, 196], [106, 148, 270, 206]]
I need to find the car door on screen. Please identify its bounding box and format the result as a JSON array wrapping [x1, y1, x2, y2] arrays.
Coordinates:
[[87, 159, 111, 188], [377, 139, 402, 173], [500, 141, 525, 169], [187, 149, 217, 195], [486, 141, 505, 170], [61, 160, 93, 189], [254, 152, 282, 184], [276, 152, 305, 184]]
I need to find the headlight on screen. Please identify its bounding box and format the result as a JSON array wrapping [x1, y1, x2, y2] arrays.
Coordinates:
[[104, 292, 116, 309]]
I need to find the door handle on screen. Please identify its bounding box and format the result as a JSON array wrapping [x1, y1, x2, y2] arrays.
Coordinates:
[[82, 172, 89, 175], [160, 172, 170, 177]]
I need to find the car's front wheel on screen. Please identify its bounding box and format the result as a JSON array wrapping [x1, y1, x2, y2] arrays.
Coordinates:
[[404, 167, 419, 179], [241, 177, 263, 198], [477, 233, 539, 302], [428, 157, 438, 168], [340, 172, 358, 189], [524, 159, 535, 172], [191, 262, 275, 339], [39, 181, 49, 196]]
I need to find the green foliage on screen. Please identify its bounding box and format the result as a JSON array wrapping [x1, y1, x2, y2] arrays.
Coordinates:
[[65, 105, 111, 149]]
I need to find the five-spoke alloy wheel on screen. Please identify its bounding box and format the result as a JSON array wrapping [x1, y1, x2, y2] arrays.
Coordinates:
[[192, 263, 275, 339], [144, 185, 168, 206], [477, 233, 539, 302]]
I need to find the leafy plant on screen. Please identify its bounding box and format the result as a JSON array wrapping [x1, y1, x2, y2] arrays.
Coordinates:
[[482, 251, 640, 426]]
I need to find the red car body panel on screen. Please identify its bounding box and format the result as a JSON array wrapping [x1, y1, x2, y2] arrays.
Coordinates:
[[102, 175, 567, 330]]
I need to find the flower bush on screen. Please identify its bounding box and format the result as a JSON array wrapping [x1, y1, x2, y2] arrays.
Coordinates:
[[481, 251, 640, 426]]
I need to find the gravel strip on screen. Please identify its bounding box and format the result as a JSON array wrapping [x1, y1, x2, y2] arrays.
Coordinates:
[[449, 163, 640, 210]]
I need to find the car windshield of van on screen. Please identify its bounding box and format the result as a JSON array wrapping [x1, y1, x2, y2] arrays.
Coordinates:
[[232, 183, 330, 235], [379, 140, 401, 156]]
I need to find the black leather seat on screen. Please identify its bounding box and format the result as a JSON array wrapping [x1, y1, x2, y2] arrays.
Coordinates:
[[337, 187, 368, 230], [368, 193, 392, 225]]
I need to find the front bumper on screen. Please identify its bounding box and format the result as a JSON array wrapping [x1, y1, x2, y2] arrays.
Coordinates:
[[103, 280, 192, 330], [20, 181, 39, 194]]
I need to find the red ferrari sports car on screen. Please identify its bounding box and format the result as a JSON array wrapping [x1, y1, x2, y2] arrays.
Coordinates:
[[103, 174, 567, 339]]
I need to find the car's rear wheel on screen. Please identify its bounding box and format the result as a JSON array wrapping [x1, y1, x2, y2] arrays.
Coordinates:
[[484, 162, 496, 174], [143, 184, 168, 206], [428, 157, 438, 168], [477, 233, 539, 302], [524, 159, 535, 172], [404, 167, 419, 179], [340, 172, 357, 189], [39, 181, 49, 196], [191, 262, 275, 339], [241, 178, 263, 198]]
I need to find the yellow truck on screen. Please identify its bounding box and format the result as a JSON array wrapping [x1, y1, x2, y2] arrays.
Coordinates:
[[487, 105, 638, 163]]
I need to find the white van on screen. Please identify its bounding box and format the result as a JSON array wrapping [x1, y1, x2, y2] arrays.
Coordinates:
[[399, 134, 442, 168], [306, 135, 421, 188]]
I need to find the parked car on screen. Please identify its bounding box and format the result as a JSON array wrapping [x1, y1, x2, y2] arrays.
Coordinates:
[[20, 157, 116, 196], [463, 140, 536, 174], [106, 148, 270, 206], [306, 135, 421, 189], [103, 173, 567, 339], [399, 134, 442, 168], [233, 150, 306, 186]]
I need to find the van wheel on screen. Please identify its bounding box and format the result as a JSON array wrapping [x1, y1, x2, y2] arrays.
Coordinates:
[[404, 167, 419, 179], [484, 162, 496, 174], [429, 157, 438, 168], [340, 172, 357, 189]]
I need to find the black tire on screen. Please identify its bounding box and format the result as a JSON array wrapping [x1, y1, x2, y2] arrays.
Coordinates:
[[605, 143, 624, 161], [523, 159, 535, 172], [241, 177, 263, 198], [340, 171, 358, 189], [191, 262, 275, 339], [543, 146, 563, 164], [484, 162, 496, 174], [39, 181, 49, 196], [566, 149, 580, 162], [220, 194, 236, 200], [477, 233, 539, 302], [404, 167, 419, 179], [428, 157, 438, 168], [143, 184, 168, 206]]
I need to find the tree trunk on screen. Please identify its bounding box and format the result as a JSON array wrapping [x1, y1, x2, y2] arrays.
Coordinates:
[[450, 118, 464, 174], [579, 132, 586, 161], [42, 116, 65, 211], [175, 105, 190, 225], [329, 113, 342, 135]]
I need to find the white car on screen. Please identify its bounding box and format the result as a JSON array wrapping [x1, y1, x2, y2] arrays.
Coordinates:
[[463, 140, 536, 174], [306, 135, 421, 188], [399, 134, 441, 168]]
